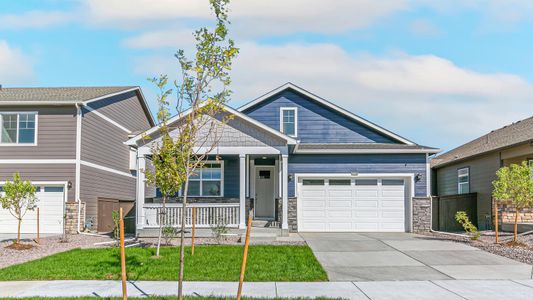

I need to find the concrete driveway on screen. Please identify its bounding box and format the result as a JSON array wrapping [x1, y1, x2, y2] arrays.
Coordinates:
[[301, 232, 533, 281]]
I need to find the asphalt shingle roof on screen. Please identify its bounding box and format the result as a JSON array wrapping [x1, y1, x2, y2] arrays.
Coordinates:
[[0, 86, 137, 104], [431, 116, 533, 168]]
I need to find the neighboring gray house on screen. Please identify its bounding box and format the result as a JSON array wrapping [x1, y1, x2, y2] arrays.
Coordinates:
[[127, 83, 439, 236], [0, 87, 154, 234], [431, 116, 533, 230]]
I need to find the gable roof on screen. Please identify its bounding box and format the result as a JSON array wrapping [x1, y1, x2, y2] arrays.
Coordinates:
[[431, 116, 533, 168], [0, 86, 155, 126], [125, 103, 298, 146], [238, 82, 416, 145]]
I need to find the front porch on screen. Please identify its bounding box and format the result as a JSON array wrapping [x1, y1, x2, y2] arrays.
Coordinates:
[[135, 152, 290, 237]]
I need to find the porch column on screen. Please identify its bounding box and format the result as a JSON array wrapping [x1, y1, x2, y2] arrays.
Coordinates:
[[136, 153, 146, 231], [282, 154, 289, 230], [239, 154, 247, 229]]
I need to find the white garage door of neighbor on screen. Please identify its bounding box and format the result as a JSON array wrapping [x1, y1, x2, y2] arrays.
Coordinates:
[[298, 178, 406, 232], [0, 186, 65, 234]]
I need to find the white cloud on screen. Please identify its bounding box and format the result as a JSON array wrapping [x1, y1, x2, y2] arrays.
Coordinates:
[[132, 43, 533, 149], [85, 0, 409, 34], [409, 19, 440, 36], [0, 11, 73, 29], [0, 41, 34, 85], [123, 28, 196, 49]]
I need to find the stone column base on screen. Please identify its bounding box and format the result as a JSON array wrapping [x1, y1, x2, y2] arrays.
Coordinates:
[[412, 197, 431, 232], [65, 202, 86, 234]]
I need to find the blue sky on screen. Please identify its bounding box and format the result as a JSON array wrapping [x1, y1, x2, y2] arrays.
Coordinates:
[[1, 0, 533, 151]]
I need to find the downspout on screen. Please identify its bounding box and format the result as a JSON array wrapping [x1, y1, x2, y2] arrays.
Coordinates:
[[75, 103, 82, 233]]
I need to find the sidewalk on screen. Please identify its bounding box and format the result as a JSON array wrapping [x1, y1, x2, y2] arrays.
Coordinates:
[[1, 280, 533, 299]]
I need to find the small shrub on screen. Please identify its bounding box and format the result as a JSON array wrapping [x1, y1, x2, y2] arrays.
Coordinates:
[[162, 225, 177, 245], [455, 211, 480, 240], [112, 210, 120, 241], [209, 217, 229, 244]]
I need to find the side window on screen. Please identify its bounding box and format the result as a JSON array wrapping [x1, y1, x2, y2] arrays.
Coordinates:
[[458, 167, 470, 194], [0, 112, 37, 145]]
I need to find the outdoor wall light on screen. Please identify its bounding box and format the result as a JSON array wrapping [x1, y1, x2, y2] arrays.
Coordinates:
[[67, 181, 73, 189], [288, 174, 293, 182], [415, 173, 422, 182]]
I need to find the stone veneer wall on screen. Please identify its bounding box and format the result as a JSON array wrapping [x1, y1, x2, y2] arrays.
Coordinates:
[[65, 202, 85, 234], [412, 197, 432, 232], [497, 199, 533, 224], [288, 197, 298, 232]]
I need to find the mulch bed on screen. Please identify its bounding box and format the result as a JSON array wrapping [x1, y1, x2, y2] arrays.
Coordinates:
[[420, 231, 533, 265]]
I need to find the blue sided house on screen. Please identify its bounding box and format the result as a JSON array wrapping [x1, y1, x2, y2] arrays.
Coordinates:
[[127, 83, 439, 235]]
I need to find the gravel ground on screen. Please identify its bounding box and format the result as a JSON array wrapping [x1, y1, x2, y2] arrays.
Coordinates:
[[421, 231, 533, 265], [0, 234, 113, 269], [138, 236, 306, 246]]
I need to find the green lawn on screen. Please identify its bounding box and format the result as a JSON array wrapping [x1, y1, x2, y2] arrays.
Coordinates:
[[13, 297, 337, 300], [0, 245, 327, 281]]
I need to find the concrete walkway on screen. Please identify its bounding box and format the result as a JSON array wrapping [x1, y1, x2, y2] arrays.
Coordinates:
[[301, 232, 533, 281], [1, 280, 533, 299]]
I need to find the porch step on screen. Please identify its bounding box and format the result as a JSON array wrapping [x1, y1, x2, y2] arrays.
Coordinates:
[[252, 220, 280, 228]]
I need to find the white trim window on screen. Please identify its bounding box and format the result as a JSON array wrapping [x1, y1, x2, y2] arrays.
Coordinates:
[[280, 107, 297, 137], [188, 161, 224, 197], [458, 167, 470, 194], [0, 112, 38, 145]]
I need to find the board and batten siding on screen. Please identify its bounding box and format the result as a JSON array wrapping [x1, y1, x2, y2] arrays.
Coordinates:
[[0, 164, 76, 201], [0, 106, 77, 159], [80, 165, 136, 226], [435, 152, 501, 230], [242, 89, 398, 144], [86, 91, 152, 132], [288, 154, 427, 197]]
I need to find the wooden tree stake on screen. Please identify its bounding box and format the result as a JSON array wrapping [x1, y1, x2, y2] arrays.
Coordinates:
[[494, 200, 499, 244], [36, 207, 40, 244], [119, 208, 128, 300], [191, 207, 196, 256], [237, 212, 253, 300]]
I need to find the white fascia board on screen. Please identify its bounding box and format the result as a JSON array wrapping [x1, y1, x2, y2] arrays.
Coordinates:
[[293, 148, 441, 154], [125, 103, 297, 146], [238, 82, 415, 145], [82, 87, 139, 105]]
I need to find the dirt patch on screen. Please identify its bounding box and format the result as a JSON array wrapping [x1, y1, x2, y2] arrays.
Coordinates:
[[5, 243, 34, 250], [421, 231, 533, 265]]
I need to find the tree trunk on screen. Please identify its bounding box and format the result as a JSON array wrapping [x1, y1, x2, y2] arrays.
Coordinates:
[[514, 207, 519, 243], [156, 195, 167, 257], [17, 218, 21, 244], [178, 180, 189, 300]]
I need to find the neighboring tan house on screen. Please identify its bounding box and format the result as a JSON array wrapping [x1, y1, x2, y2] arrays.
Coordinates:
[[431, 116, 533, 230], [127, 83, 440, 236], [0, 87, 154, 234]]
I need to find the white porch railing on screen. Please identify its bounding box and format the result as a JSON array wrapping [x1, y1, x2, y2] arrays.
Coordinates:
[[143, 203, 240, 228]]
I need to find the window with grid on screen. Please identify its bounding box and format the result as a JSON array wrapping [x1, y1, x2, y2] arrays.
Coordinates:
[[281, 108, 296, 136], [188, 162, 223, 196], [0, 112, 37, 144]]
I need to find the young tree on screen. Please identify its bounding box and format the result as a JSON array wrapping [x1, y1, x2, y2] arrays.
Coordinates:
[[492, 161, 533, 242], [145, 76, 185, 257], [0, 173, 38, 244], [148, 0, 238, 298]]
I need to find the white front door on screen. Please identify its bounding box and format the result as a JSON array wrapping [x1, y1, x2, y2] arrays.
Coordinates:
[[255, 167, 275, 219], [0, 185, 65, 234], [298, 178, 406, 232]]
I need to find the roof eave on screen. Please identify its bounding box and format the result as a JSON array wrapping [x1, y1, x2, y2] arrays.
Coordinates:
[[294, 148, 440, 154]]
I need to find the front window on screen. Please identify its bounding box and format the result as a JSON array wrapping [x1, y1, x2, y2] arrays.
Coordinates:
[[0, 112, 37, 145], [458, 167, 470, 194], [280, 108, 297, 136], [188, 162, 223, 197]]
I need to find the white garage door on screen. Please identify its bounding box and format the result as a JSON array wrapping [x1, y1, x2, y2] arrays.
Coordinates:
[[0, 185, 65, 234], [298, 178, 406, 232]]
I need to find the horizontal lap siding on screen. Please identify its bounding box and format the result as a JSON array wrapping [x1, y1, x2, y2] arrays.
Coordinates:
[[434, 152, 500, 230], [81, 107, 131, 172], [243, 90, 398, 144], [0, 164, 76, 200], [288, 154, 427, 197], [0, 106, 76, 159], [86, 91, 152, 132], [223, 156, 239, 198], [80, 165, 136, 226]]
